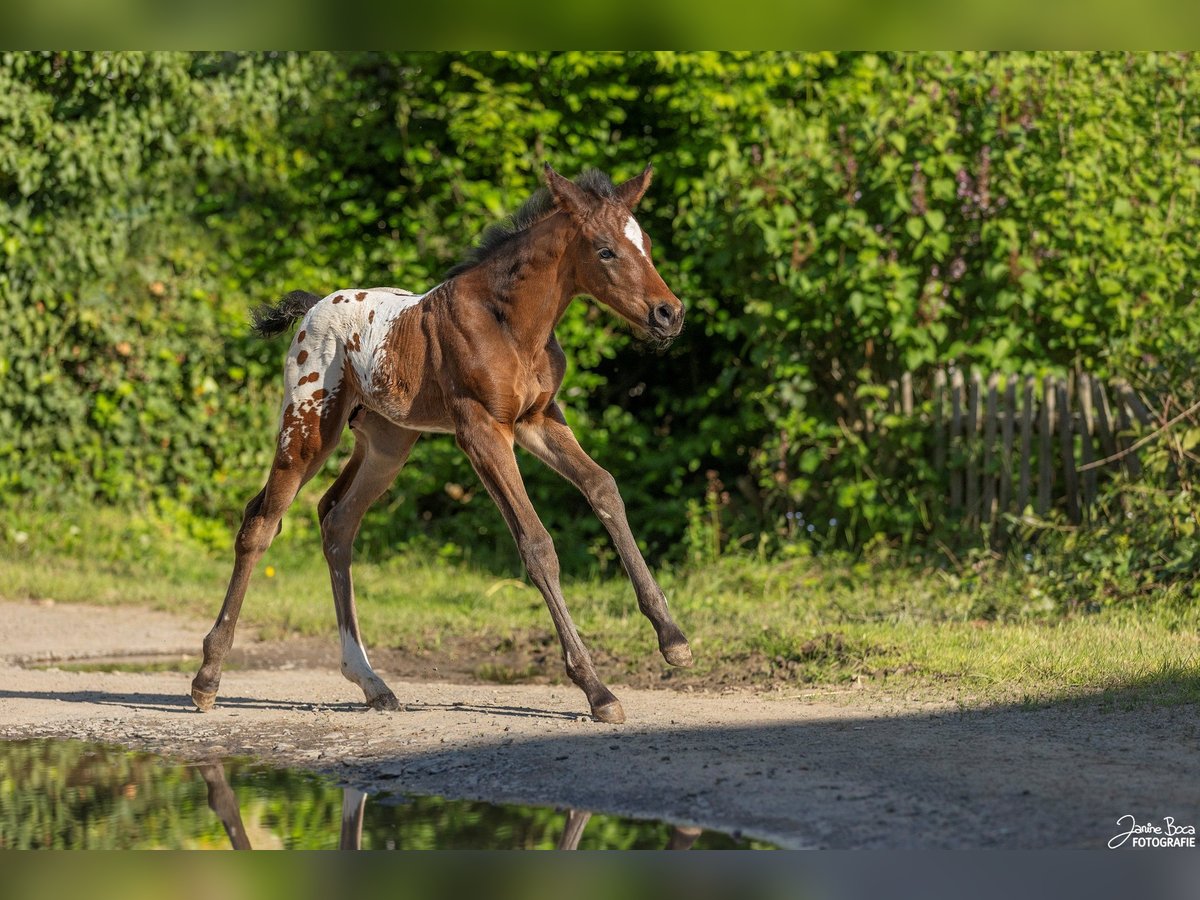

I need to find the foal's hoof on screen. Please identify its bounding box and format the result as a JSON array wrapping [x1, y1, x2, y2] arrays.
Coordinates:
[[591, 699, 626, 724], [367, 691, 401, 712], [191, 687, 218, 712], [661, 640, 694, 668]]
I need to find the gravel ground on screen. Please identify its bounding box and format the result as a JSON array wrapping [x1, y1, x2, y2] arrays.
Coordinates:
[[1, 599, 1196, 849]]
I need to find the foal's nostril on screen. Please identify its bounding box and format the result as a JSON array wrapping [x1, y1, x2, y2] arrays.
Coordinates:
[[653, 304, 675, 328]]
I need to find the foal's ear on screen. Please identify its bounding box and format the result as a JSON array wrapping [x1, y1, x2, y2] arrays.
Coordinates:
[[615, 164, 653, 211], [544, 164, 591, 221]]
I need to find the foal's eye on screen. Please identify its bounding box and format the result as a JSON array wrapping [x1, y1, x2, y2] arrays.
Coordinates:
[[598, 248, 615, 260]]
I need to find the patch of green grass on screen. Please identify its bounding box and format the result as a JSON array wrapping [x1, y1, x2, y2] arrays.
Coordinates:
[[473, 662, 544, 685], [35, 658, 202, 675], [2, 505, 1197, 707]]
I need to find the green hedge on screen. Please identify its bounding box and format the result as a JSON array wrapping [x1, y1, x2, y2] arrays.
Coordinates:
[[2, 51, 1197, 566]]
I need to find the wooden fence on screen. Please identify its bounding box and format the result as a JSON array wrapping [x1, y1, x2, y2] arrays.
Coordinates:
[[834, 367, 1161, 528], [922, 369, 1154, 527]]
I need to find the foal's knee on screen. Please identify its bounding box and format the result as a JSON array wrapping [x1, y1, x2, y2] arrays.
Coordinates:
[[233, 486, 287, 557], [585, 470, 623, 517], [519, 530, 560, 584], [234, 515, 275, 557]]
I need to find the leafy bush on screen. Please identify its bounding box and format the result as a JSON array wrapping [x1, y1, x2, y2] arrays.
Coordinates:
[[678, 51, 1200, 549], [2, 51, 1197, 581]]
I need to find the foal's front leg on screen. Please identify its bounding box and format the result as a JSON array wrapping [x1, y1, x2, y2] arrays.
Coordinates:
[[515, 406, 692, 667], [455, 405, 624, 723]]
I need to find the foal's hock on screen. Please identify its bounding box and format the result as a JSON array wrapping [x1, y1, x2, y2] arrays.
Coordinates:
[[191, 164, 692, 724]]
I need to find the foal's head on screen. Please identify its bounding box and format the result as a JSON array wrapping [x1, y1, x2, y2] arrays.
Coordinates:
[[544, 164, 685, 348]]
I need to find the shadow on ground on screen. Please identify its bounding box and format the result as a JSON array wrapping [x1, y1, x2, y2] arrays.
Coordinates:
[[361, 669, 1200, 849]]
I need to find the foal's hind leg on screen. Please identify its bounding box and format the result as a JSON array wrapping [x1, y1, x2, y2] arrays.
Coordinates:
[[318, 411, 419, 710], [339, 787, 368, 850], [191, 391, 352, 711]]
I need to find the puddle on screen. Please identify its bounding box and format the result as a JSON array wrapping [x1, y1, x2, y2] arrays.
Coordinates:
[[0, 739, 774, 850], [28, 654, 202, 674]]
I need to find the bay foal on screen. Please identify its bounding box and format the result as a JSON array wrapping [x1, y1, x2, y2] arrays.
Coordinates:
[[191, 164, 691, 723]]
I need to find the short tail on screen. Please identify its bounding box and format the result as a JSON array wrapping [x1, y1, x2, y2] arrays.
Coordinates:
[[250, 290, 323, 338]]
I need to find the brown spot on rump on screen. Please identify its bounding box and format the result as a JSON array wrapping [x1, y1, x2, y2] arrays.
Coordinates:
[[296, 350, 309, 365], [346, 332, 362, 352], [297, 372, 320, 387], [367, 310, 375, 323], [297, 330, 306, 342], [333, 294, 347, 304], [355, 292, 367, 301], [312, 389, 327, 400]]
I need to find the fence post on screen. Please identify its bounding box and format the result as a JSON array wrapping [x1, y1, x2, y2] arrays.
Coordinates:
[[1056, 378, 1080, 523], [999, 375, 1016, 517], [1018, 375, 1035, 514], [933, 369, 947, 473], [982, 373, 998, 526], [1092, 378, 1118, 459], [950, 368, 964, 512], [966, 370, 981, 526], [1113, 381, 1143, 478], [1078, 372, 1098, 514], [1037, 375, 1055, 516]]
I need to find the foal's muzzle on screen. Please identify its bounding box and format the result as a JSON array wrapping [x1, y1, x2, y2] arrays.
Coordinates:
[[647, 302, 684, 344]]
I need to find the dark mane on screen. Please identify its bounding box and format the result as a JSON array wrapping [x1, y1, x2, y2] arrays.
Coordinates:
[[444, 169, 617, 279]]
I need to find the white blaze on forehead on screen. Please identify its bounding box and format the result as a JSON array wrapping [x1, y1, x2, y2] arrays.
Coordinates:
[[623, 216, 649, 259]]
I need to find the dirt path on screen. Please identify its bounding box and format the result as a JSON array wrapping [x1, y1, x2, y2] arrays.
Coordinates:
[[1, 599, 1196, 849]]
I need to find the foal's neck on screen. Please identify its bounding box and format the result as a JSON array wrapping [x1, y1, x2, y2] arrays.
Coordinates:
[[478, 211, 577, 351]]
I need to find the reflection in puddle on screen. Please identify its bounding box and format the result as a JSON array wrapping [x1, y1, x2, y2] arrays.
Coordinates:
[[1, 739, 773, 850]]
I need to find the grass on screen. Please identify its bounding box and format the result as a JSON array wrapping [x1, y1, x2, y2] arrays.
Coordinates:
[[2, 505, 1198, 708], [31, 658, 201, 675]]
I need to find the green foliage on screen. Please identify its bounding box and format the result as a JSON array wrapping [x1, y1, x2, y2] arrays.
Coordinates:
[[0, 52, 308, 523], [680, 50, 1200, 550], [2, 51, 1198, 577]]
